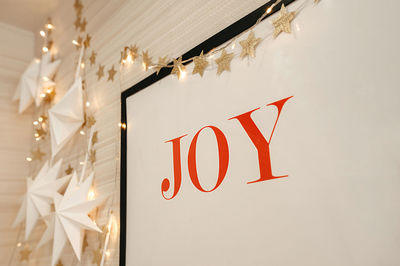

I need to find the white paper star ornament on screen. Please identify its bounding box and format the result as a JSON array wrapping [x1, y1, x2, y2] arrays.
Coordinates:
[[48, 77, 84, 157], [12, 159, 70, 240], [14, 59, 40, 113], [38, 172, 108, 266]]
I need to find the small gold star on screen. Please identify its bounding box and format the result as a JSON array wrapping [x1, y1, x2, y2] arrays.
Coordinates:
[[142, 50, 152, 71], [155, 56, 168, 75], [314, 0, 320, 3], [74, 17, 81, 30], [84, 34, 91, 48], [65, 164, 73, 175], [239, 31, 261, 58], [92, 131, 98, 145], [20, 246, 31, 262], [171, 57, 186, 79], [76, 35, 83, 49], [34, 127, 46, 139], [56, 260, 64, 266], [96, 65, 104, 80], [129, 45, 138, 62], [192, 51, 209, 77], [107, 65, 117, 82], [38, 114, 48, 123], [86, 115, 96, 127], [92, 248, 102, 266], [215, 49, 234, 75], [272, 4, 296, 38], [80, 18, 87, 32], [89, 51, 96, 66], [32, 148, 45, 161], [90, 149, 96, 164]]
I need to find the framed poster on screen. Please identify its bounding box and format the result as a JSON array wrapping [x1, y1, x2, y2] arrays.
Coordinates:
[[120, 0, 400, 265]]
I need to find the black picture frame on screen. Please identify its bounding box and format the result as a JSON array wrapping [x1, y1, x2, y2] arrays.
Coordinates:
[[119, 0, 297, 264]]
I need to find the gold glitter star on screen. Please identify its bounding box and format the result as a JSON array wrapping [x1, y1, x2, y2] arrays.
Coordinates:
[[80, 18, 87, 32], [192, 51, 209, 77], [171, 57, 186, 79], [272, 4, 296, 38], [92, 131, 99, 145], [74, 17, 81, 30], [155, 56, 168, 75], [20, 246, 31, 262], [142, 50, 152, 71], [92, 248, 102, 266], [34, 128, 46, 139], [90, 149, 96, 164], [38, 114, 48, 123], [86, 115, 96, 127], [96, 64, 104, 80], [65, 164, 73, 175], [129, 45, 138, 61], [56, 260, 64, 266], [215, 49, 234, 75], [31, 148, 45, 161], [239, 31, 261, 58], [84, 34, 91, 48], [89, 51, 96, 66], [75, 35, 83, 49], [107, 65, 117, 82]]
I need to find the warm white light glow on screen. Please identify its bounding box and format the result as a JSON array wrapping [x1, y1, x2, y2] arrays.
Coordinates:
[[88, 189, 95, 200], [72, 39, 80, 46], [142, 62, 146, 70], [231, 43, 236, 49], [267, 6, 273, 13], [80, 130, 85, 135], [42, 46, 49, 52], [81, 62, 85, 69], [33, 121, 39, 126], [39, 30, 46, 37], [126, 53, 133, 64], [179, 69, 187, 80], [26, 157, 32, 162], [46, 23, 54, 30], [46, 88, 53, 93], [38, 116, 43, 122], [40, 93, 46, 98], [35, 137, 40, 141], [86, 101, 90, 107], [42, 76, 49, 81], [119, 122, 127, 129], [17, 242, 22, 247], [80, 161, 84, 165], [105, 250, 111, 257]]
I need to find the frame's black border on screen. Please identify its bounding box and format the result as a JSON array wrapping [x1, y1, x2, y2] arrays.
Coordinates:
[[120, 0, 296, 264]]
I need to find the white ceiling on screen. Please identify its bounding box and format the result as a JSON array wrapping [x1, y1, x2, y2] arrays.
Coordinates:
[[0, 0, 58, 32]]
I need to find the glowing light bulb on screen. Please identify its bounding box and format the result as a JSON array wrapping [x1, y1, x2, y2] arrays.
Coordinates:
[[81, 62, 85, 69], [88, 189, 95, 200], [38, 116, 43, 122], [267, 6, 273, 14], [17, 242, 22, 247], [42, 76, 49, 81], [33, 121, 39, 126], [39, 30, 46, 37], [26, 157, 32, 162], [72, 40, 80, 46], [42, 46, 49, 52], [142, 62, 146, 70], [179, 69, 187, 80], [80, 161, 84, 165], [126, 53, 133, 64], [40, 93, 46, 98], [118, 122, 127, 129], [105, 250, 111, 257], [231, 43, 236, 49], [86, 101, 90, 107], [80, 130, 85, 135], [46, 23, 54, 30]]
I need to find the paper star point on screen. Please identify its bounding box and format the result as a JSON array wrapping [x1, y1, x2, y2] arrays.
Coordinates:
[[142, 50, 152, 71], [20, 246, 31, 262], [272, 4, 296, 38], [83, 34, 91, 48], [82, 235, 89, 253], [215, 49, 234, 75], [171, 57, 186, 79], [239, 31, 261, 58], [96, 65, 104, 80], [192, 51, 209, 77], [32, 148, 46, 161], [107, 65, 117, 82], [155, 56, 168, 75]]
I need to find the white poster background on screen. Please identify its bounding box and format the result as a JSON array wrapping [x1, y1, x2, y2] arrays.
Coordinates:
[[125, 1, 400, 265]]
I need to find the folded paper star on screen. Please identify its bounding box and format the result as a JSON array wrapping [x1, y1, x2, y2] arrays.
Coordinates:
[[13, 160, 70, 240], [48, 77, 84, 157], [38, 172, 107, 266]]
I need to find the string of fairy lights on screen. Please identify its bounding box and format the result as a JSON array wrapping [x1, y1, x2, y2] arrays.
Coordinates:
[[11, 0, 321, 265]]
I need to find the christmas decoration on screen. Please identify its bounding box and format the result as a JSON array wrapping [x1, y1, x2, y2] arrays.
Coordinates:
[[272, 4, 296, 37], [215, 49, 234, 75]]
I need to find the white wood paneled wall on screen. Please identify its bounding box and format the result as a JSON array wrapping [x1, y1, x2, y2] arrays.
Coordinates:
[[3, 0, 267, 265], [0, 22, 34, 262]]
